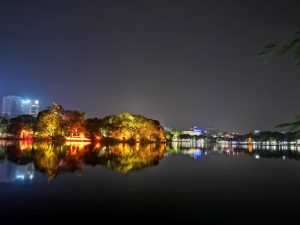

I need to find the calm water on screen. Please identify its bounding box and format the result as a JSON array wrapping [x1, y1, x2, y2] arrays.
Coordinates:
[[1, 140, 300, 222]]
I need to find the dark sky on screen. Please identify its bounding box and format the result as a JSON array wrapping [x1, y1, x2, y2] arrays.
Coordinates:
[[0, 0, 299, 132]]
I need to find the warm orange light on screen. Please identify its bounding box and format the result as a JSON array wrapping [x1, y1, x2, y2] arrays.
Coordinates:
[[65, 134, 91, 142]]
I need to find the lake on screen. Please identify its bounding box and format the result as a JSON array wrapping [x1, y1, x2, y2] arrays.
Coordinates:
[[1, 140, 300, 222]]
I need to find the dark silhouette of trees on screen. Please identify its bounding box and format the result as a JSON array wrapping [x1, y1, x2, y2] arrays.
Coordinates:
[[0, 116, 8, 134], [260, 29, 300, 65]]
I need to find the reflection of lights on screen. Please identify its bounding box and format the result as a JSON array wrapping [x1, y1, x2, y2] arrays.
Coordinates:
[[65, 141, 90, 148], [16, 175, 25, 180], [193, 150, 202, 159], [14, 163, 35, 182], [248, 144, 253, 153], [182, 149, 202, 158], [64, 142, 90, 156]]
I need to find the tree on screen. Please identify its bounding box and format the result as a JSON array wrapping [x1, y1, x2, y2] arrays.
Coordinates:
[[63, 110, 85, 136], [100, 112, 166, 143], [7, 115, 36, 137], [36, 104, 65, 138], [0, 116, 8, 134], [260, 30, 300, 138], [84, 118, 103, 139], [260, 30, 300, 65], [276, 116, 300, 139]]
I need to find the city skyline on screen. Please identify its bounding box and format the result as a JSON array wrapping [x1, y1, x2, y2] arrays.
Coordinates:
[[2, 95, 40, 118], [0, 0, 299, 132], [1, 1, 300, 222]]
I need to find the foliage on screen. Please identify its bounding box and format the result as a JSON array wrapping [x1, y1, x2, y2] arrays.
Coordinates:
[[239, 131, 297, 142], [0, 116, 8, 134], [36, 104, 65, 138], [35, 104, 85, 138], [84, 118, 103, 138], [100, 112, 166, 143], [166, 130, 181, 141], [276, 116, 300, 139], [260, 30, 300, 65], [63, 110, 85, 136], [4, 104, 165, 143], [7, 115, 36, 137]]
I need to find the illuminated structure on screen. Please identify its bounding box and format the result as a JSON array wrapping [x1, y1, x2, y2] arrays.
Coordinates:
[[181, 127, 203, 136], [21, 99, 40, 117], [65, 135, 91, 142], [2, 96, 22, 118], [1, 96, 40, 118]]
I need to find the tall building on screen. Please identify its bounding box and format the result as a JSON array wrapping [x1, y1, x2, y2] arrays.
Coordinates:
[[2, 96, 40, 118], [30, 100, 40, 117], [2, 96, 22, 117], [21, 99, 40, 117]]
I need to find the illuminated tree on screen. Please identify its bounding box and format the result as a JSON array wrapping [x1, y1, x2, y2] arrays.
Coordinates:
[[166, 130, 181, 141], [99, 112, 166, 143], [36, 104, 65, 138], [7, 115, 36, 138], [63, 110, 85, 137]]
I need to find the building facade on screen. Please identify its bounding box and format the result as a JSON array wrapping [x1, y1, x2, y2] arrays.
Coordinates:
[[21, 99, 40, 117], [2, 96, 22, 117], [181, 127, 203, 136], [2, 96, 40, 118]]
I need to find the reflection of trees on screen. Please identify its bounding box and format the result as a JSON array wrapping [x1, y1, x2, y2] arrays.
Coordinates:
[[85, 143, 166, 173], [5, 141, 33, 164], [25, 142, 165, 179], [0, 147, 5, 161], [108, 143, 165, 173], [33, 142, 89, 180]]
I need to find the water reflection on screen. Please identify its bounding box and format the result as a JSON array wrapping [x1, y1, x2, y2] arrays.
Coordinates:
[[1, 140, 300, 182], [0, 160, 34, 183], [167, 142, 300, 160], [0, 141, 166, 181]]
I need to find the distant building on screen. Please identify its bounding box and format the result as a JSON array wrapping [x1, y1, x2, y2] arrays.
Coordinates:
[[181, 126, 203, 136], [205, 127, 220, 136], [164, 127, 172, 132], [254, 130, 261, 134], [21, 99, 40, 117], [2, 96, 22, 118], [2, 96, 40, 118]]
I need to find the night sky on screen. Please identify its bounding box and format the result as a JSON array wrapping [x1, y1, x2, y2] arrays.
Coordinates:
[[0, 0, 299, 132]]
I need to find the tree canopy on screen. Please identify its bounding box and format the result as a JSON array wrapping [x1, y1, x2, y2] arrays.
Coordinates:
[[100, 112, 166, 143], [276, 116, 300, 139], [260, 30, 300, 65], [0, 116, 8, 134]]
